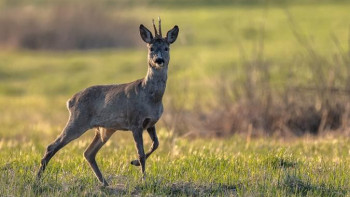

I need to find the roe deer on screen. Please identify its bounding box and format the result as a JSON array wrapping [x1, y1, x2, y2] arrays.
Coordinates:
[[36, 18, 179, 186]]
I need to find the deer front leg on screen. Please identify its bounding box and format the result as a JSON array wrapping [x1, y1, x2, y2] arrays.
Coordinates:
[[132, 128, 146, 179], [131, 126, 159, 166]]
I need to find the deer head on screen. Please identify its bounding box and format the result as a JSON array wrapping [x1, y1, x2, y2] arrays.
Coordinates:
[[139, 18, 179, 70]]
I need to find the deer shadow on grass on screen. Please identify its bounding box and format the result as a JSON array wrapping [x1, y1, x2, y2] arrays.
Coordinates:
[[100, 184, 129, 195], [101, 181, 237, 196]]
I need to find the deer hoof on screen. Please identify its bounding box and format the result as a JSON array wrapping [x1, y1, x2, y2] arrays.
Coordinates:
[[130, 160, 140, 166], [102, 181, 109, 187], [142, 174, 146, 181]]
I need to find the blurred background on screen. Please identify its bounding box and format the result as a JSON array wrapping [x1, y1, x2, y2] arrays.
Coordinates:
[[1, 0, 350, 140]]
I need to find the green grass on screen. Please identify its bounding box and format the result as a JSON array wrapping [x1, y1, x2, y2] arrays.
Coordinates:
[[1, 131, 349, 196], [1, 2, 350, 196]]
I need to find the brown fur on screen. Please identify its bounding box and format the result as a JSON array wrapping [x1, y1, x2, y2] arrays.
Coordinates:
[[37, 20, 179, 186]]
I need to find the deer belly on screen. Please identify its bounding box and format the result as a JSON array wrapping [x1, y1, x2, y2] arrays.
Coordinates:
[[91, 113, 129, 130]]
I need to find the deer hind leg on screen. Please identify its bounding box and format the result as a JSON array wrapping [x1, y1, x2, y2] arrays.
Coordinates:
[[131, 126, 159, 167], [84, 128, 114, 186], [37, 121, 89, 179]]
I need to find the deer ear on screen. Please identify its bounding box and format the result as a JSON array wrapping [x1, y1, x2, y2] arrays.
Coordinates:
[[139, 25, 153, 44], [166, 25, 179, 44]]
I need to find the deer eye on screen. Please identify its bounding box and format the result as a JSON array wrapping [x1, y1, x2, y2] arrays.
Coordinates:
[[165, 47, 169, 51], [150, 47, 155, 52]]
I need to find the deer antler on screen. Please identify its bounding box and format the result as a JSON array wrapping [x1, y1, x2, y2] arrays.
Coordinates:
[[158, 17, 162, 37], [152, 17, 162, 38], [152, 19, 158, 37]]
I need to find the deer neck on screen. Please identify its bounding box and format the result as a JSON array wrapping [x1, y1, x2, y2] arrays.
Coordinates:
[[143, 65, 167, 101]]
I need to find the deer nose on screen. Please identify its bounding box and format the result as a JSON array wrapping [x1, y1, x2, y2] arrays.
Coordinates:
[[155, 58, 164, 64]]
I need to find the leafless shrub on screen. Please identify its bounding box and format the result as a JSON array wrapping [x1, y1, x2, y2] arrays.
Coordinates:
[[163, 15, 350, 138]]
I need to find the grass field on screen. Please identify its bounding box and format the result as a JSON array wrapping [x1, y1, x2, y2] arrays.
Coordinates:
[[1, 131, 349, 196], [1, 1, 350, 196]]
